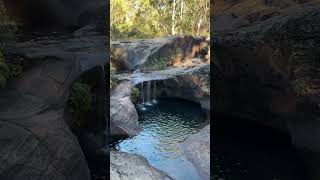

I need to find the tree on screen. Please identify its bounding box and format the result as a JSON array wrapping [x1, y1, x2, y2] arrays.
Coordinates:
[[110, 0, 210, 39]]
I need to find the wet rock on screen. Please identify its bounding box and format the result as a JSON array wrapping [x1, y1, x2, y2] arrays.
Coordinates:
[[110, 151, 172, 180], [180, 125, 210, 180], [114, 64, 210, 116]]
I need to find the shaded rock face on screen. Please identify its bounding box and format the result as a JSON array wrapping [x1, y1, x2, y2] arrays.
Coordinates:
[[214, 1, 320, 179], [162, 64, 210, 112], [0, 26, 107, 179], [2, 0, 107, 28], [110, 151, 172, 180], [110, 81, 140, 138], [111, 36, 207, 71], [180, 125, 210, 180], [0, 58, 91, 180]]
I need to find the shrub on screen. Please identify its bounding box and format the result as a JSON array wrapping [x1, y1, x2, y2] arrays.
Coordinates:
[[69, 82, 92, 127], [0, 51, 9, 88]]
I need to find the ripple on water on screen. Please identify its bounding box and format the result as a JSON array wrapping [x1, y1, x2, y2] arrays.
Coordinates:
[[112, 98, 207, 180]]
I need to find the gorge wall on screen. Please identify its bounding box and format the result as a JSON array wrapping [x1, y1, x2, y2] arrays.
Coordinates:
[[213, 0, 320, 179]]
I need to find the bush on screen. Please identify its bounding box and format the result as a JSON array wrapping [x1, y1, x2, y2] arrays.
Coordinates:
[[69, 82, 92, 127], [0, 51, 9, 88], [110, 62, 118, 88]]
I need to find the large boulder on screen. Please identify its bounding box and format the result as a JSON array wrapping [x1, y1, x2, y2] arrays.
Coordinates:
[[0, 58, 91, 180], [110, 81, 141, 137], [180, 125, 210, 180], [111, 36, 207, 71], [110, 151, 172, 180]]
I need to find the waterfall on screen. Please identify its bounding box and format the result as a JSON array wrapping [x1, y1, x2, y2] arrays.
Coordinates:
[[152, 81, 157, 103], [140, 82, 146, 110], [145, 81, 152, 106]]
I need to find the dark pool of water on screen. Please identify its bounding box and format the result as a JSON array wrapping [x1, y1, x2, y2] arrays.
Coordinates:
[[112, 98, 207, 180], [213, 116, 308, 180]]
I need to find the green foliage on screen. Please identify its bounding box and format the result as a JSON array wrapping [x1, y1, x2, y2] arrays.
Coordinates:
[[146, 56, 168, 70], [145, 47, 182, 70], [0, 2, 17, 44], [292, 78, 311, 96], [110, 62, 118, 88], [130, 87, 140, 102], [110, 0, 210, 40], [0, 51, 24, 89], [69, 82, 92, 127], [0, 51, 9, 88], [131, 87, 140, 98]]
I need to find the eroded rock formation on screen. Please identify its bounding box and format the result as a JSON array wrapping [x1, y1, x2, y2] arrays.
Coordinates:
[[111, 36, 208, 71], [213, 0, 320, 179], [180, 125, 210, 180], [110, 151, 172, 180], [0, 18, 107, 180]]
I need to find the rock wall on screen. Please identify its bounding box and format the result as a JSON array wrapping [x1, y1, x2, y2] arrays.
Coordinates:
[[0, 21, 108, 179], [213, 0, 320, 179]]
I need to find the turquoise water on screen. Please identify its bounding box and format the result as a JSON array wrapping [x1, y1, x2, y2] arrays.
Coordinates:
[[112, 98, 207, 180]]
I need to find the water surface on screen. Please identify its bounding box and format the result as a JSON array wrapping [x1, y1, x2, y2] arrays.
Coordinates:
[[213, 116, 308, 180], [112, 98, 207, 180]]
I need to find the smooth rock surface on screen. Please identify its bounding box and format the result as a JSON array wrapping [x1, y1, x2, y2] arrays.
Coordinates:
[[110, 81, 140, 137], [0, 30, 107, 179], [110, 151, 172, 180], [180, 125, 210, 180], [213, 1, 320, 179]]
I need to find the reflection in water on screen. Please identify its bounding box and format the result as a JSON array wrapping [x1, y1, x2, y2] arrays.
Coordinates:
[[213, 116, 308, 180], [112, 98, 207, 180]]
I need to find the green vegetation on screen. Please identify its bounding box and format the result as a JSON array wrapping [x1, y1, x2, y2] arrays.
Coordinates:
[[0, 51, 23, 88], [110, 62, 118, 88], [0, 1, 17, 44], [111, 0, 210, 40], [144, 47, 182, 70], [131, 87, 140, 102], [145, 56, 169, 71], [69, 82, 92, 127], [292, 78, 312, 96], [0, 51, 9, 88]]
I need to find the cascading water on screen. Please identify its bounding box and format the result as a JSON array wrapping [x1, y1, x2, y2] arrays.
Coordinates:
[[140, 82, 147, 111], [152, 81, 158, 104], [138, 81, 158, 111], [145, 81, 152, 106]]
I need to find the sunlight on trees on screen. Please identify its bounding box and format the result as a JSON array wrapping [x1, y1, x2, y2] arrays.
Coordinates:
[[110, 0, 210, 40]]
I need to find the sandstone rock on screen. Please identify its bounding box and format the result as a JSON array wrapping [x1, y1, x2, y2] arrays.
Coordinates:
[[110, 151, 172, 180], [180, 125, 210, 180], [0, 28, 107, 179], [111, 36, 206, 71], [214, 1, 320, 179], [110, 81, 141, 137], [162, 64, 210, 112]]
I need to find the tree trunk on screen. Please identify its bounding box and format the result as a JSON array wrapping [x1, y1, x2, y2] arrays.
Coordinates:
[[179, 0, 183, 35], [197, 18, 203, 36], [171, 0, 176, 35]]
